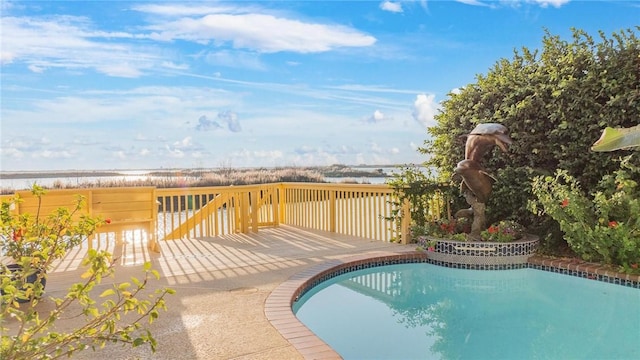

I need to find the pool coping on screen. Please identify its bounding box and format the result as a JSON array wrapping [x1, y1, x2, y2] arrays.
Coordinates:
[[264, 251, 640, 360]]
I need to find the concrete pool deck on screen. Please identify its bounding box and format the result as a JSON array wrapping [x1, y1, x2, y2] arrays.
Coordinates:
[[36, 225, 416, 359], [16, 226, 639, 359]]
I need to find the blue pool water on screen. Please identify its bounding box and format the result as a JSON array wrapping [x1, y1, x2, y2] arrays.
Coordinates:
[[293, 263, 640, 360]]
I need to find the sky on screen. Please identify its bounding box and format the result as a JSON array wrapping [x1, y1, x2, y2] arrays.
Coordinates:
[[1, 1, 639, 172]]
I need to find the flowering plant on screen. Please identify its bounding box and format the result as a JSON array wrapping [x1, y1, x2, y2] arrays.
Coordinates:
[[412, 216, 525, 244], [1, 185, 104, 271], [415, 235, 437, 252], [530, 160, 640, 273], [480, 220, 525, 243], [414, 218, 471, 239]]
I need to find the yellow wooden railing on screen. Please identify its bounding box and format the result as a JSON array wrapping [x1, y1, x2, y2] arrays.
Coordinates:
[[278, 183, 404, 242], [3, 187, 161, 252], [154, 184, 280, 240], [1, 183, 431, 252], [153, 183, 409, 243]]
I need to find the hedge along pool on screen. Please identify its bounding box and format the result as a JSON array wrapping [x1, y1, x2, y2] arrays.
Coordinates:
[[293, 263, 640, 360]]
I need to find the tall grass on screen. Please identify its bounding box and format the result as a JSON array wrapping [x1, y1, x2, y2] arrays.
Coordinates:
[[45, 168, 327, 190], [1, 166, 388, 194]]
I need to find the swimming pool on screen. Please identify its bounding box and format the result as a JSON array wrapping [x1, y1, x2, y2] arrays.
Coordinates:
[[293, 263, 640, 359]]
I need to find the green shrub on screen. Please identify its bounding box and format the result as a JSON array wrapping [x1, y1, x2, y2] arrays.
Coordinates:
[[424, 27, 640, 251]]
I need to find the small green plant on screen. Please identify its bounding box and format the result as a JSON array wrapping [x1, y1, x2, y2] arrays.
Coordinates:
[[1, 185, 175, 359], [1, 186, 100, 268], [414, 235, 437, 252], [386, 165, 457, 243], [529, 160, 640, 273]]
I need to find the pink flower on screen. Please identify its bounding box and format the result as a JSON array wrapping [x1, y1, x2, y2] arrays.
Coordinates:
[[428, 247, 435, 252]]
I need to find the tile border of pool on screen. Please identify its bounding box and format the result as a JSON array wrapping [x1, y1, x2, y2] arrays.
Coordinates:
[[264, 250, 640, 360]]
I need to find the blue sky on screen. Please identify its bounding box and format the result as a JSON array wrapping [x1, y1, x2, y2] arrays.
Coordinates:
[[1, 0, 639, 171]]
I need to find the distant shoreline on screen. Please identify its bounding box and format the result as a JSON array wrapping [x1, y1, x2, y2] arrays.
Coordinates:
[[0, 165, 426, 193], [0, 170, 127, 179], [0, 164, 417, 180]]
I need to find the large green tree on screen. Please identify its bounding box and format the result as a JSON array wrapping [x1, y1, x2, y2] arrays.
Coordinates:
[[423, 27, 640, 243]]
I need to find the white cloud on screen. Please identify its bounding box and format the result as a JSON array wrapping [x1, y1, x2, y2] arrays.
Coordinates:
[[412, 93, 440, 128], [530, 0, 570, 8], [174, 137, 193, 147], [366, 109, 386, 123], [218, 111, 242, 132], [456, 0, 570, 8], [227, 148, 286, 166], [204, 50, 265, 70], [161, 61, 189, 70], [291, 149, 340, 167], [455, 0, 489, 6], [380, 1, 403, 13], [196, 115, 222, 131], [1, 76, 430, 170], [165, 145, 185, 158], [195, 111, 242, 132], [3, 86, 239, 128], [143, 13, 376, 53], [97, 63, 143, 78], [1, 16, 162, 77], [0, 146, 24, 159], [370, 142, 383, 153], [254, 150, 284, 159], [27, 64, 45, 73], [38, 149, 74, 159], [133, 4, 241, 17]]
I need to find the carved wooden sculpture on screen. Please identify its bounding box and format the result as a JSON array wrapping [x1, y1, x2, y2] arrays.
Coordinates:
[[454, 123, 512, 240]]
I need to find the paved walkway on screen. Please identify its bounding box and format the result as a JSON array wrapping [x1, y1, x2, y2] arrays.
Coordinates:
[[37, 225, 414, 359]]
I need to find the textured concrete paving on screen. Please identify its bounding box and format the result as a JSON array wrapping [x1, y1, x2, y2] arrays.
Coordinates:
[[28, 225, 412, 359]]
